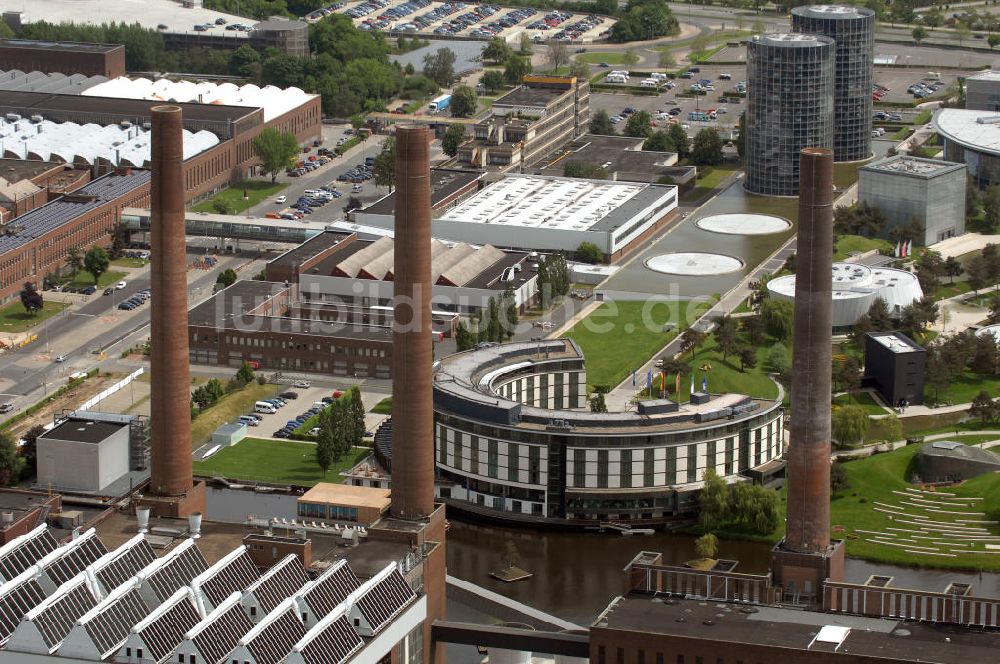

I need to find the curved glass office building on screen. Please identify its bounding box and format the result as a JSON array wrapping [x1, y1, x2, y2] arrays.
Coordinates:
[[792, 5, 876, 162], [745, 33, 835, 196]]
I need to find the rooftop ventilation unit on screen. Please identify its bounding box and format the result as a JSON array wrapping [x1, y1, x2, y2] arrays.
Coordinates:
[[5, 113, 20, 122], [29, 115, 42, 124]]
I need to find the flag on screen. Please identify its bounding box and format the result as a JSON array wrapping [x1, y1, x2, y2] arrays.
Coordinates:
[[905, 239, 912, 257], [660, 372, 665, 393], [690, 372, 695, 395], [894, 241, 900, 258], [702, 376, 708, 393], [647, 370, 652, 392], [632, 370, 636, 387], [675, 372, 680, 396]]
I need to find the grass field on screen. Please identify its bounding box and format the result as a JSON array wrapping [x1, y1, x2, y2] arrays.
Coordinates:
[[833, 391, 886, 415], [831, 442, 1000, 570], [682, 337, 781, 400], [681, 163, 740, 203], [190, 382, 276, 447], [933, 279, 973, 301], [62, 270, 127, 289], [575, 51, 630, 65], [370, 397, 393, 414], [0, 301, 69, 335], [192, 181, 287, 214], [925, 369, 1000, 406], [193, 438, 371, 485], [563, 299, 707, 390], [111, 257, 149, 269], [833, 235, 892, 261]]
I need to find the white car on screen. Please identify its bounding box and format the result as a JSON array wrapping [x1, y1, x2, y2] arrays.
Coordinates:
[[115, 281, 127, 290], [275, 195, 287, 204], [54, 356, 66, 363], [293, 380, 311, 389]]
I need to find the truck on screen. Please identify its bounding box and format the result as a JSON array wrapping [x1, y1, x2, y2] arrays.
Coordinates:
[[428, 94, 452, 113]]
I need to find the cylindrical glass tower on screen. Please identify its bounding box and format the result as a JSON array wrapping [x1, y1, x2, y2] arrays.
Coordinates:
[[792, 5, 875, 162], [745, 33, 835, 196]]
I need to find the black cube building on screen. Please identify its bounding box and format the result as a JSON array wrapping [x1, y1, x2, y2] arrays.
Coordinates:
[[864, 331, 925, 407]]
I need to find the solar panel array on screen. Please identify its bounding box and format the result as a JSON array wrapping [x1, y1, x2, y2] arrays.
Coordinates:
[[300, 561, 360, 618], [244, 555, 309, 615], [0, 527, 57, 582], [39, 534, 108, 588], [0, 574, 48, 644], [195, 547, 259, 609], [23, 576, 97, 650], [243, 601, 307, 664], [82, 584, 151, 658], [144, 541, 208, 602], [92, 536, 156, 593], [131, 590, 202, 663], [190, 596, 255, 664], [296, 611, 364, 664], [354, 569, 416, 633]]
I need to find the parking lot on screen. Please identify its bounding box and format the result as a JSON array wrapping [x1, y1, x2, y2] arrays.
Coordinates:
[[320, 0, 611, 41], [237, 385, 348, 440]]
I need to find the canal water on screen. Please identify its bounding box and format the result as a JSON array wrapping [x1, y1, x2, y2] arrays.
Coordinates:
[[203, 487, 1000, 627]]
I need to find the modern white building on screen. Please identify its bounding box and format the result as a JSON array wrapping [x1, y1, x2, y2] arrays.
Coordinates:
[[353, 174, 679, 262], [767, 262, 923, 329], [858, 155, 966, 245], [933, 107, 1000, 188], [36, 416, 130, 492]]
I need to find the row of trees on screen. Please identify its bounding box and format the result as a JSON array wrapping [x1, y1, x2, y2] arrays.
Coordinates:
[[698, 469, 780, 536], [191, 362, 260, 417], [456, 289, 519, 351], [589, 110, 722, 166], [315, 386, 366, 474]]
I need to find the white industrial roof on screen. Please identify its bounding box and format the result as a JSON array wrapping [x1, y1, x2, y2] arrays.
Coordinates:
[[0, 114, 219, 165], [83, 77, 314, 123], [438, 175, 647, 232], [933, 108, 1000, 157], [871, 332, 922, 353], [967, 70, 1000, 82]]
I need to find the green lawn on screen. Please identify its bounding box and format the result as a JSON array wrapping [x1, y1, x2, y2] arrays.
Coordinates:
[[914, 109, 933, 125], [680, 163, 740, 203], [111, 257, 149, 269], [890, 127, 912, 141], [831, 443, 1000, 570], [833, 235, 892, 261], [932, 279, 972, 301], [192, 181, 287, 214], [681, 338, 780, 401], [193, 437, 371, 486], [833, 391, 886, 415], [563, 300, 706, 390], [62, 270, 127, 289], [925, 369, 1000, 406], [370, 397, 393, 414], [0, 300, 69, 335], [575, 51, 630, 65], [190, 382, 277, 448]]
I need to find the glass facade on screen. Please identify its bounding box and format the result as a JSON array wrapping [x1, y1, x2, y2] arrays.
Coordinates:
[[745, 33, 835, 196], [792, 5, 875, 163]]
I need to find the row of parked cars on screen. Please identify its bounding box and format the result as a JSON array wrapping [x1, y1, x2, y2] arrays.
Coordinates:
[[873, 110, 904, 122], [338, 157, 376, 184], [468, 7, 538, 38], [270, 394, 338, 439], [346, 0, 391, 20], [305, 2, 346, 20], [117, 288, 151, 311], [908, 79, 944, 99], [403, 1, 465, 32], [277, 186, 344, 220], [550, 13, 605, 40], [367, 0, 432, 29], [429, 3, 504, 36]]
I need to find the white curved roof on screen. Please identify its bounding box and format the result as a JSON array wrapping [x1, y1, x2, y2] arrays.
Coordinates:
[[933, 108, 1000, 157], [0, 115, 219, 165], [82, 77, 315, 122], [977, 324, 1000, 342]]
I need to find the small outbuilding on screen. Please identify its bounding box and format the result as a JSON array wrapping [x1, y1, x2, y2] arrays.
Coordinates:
[[297, 483, 390, 526], [212, 422, 247, 447], [37, 417, 129, 492], [917, 441, 1000, 483]]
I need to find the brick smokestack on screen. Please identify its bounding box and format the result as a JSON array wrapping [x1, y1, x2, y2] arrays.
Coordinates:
[[149, 105, 194, 498], [390, 125, 434, 520], [785, 147, 834, 554]]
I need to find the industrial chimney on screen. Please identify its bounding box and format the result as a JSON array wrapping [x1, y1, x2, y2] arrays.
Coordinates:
[[142, 105, 205, 518], [770, 147, 844, 602], [390, 125, 434, 521]]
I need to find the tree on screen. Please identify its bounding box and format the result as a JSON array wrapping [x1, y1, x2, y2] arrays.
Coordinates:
[[966, 254, 989, 294], [912, 25, 928, 43], [666, 123, 690, 158], [761, 298, 793, 341], [699, 469, 728, 530], [423, 47, 456, 86], [973, 333, 999, 374], [480, 69, 505, 93], [450, 85, 478, 118], [590, 392, 608, 412], [970, 390, 997, 423], [737, 345, 758, 372], [503, 55, 532, 85], [589, 109, 614, 136], [456, 321, 476, 351], [833, 356, 862, 394], [570, 60, 590, 79], [547, 42, 569, 72], [658, 50, 675, 70], [741, 315, 764, 345], [482, 37, 511, 64], [315, 409, 336, 475], [236, 361, 256, 386], [727, 482, 779, 535], [990, 34, 1000, 49], [690, 128, 723, 166], [212, 199, 236, 215], [622, 48, 639, 67], [83, 246, 110, 287], [19, 283, 43, 316], [643, 130, 673, 152], [985, 185, 1000, 229], [575, 241, 604, 264], [373, 137, 396, 190], [914, 249, 945, 291], [713, 315, 739, 360], [679, 328, 706, 356], [832, 405, 869, 447], [441, 124, 466, 158], [830, 461, 849, 492], [216, 268, 238, 288], [20, 424, 45, 479], [66, 247, 83, 275], [694, 533, 719, 560], [347, 386, 366, 445], [944, 256, 963, 283], [624, 110, 653, 138], [0, 434, 22, 486], [767, 342, 790, 375], [564, 161, 609, 180], [251, 127, 300, 183], [501, 537, 521, 569], [519, 32, 532, 54]]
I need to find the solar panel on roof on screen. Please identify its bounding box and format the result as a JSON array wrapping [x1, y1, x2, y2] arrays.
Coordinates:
[[0, 526, 57, 582], [39, 531, 107, 588], [244, 554, 308, 615], [242, 601, 306, 664], [80, 584, 150, 657], [295, 610, 363, 664], [129, 588, 201, 663], [17, 575, 97, 651], [92, 535, 156, 593], [192, 546, 259, 609], [353, 566, 416, 633], [189, 594, 254, 664], [299, 560, 360, 619], [143, 541, 208, 602], [0, 573, 48, 644]]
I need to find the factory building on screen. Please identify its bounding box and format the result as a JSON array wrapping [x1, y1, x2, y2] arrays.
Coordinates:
[[791, 5, 875, 162], [744, 34, 835, 195], [36, 416, 131, 493], [858, 155, 966, 245], [0, 39, 126, 78]]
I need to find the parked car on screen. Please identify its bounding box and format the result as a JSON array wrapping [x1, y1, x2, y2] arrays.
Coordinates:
[[293, 380, 311, 388], [279, 391, 299, 400], [0, 403, 13, 414], [54, 356, 66, 363], [276, 195, 287, 204], [115, 281, 127, 290]]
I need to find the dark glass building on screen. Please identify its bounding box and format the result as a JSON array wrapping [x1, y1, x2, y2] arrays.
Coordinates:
[[792, 5, 876, 162], [745, 33, 835, 196]]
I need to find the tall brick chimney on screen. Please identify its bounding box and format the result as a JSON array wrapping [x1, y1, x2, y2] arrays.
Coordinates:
[[143, 105, 205, 518], [390, 125, 434, 520], [770, 147, 844, 602]]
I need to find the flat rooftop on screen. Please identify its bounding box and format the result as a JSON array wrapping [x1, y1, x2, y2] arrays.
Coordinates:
[[535, 134, 680, 177], [299, 483, 391, 509], [966, 69, 1000, 82], [42, 418, 127, 444], [0, 39, 122, 54], [596, 593, 1000, 662], [870, 331, 923, 353], [791, 4, 875, 19], [934, 108, 1000, 156], [361, 169, 483, 216], [0, 69, 108, 96], [861, 155, 964, 177], [268, 230, 356, 275], [493, 85, 568, 110], [13, 0, 248, 38], [438, 174, 676, 234], [0, 158, 62, 183]]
